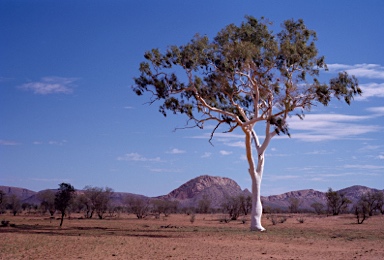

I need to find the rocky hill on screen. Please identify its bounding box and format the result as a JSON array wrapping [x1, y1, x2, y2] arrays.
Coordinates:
[[158, 175, 247, 208], [1, 176, 383, 212], [0, 186, 37, 201], [261, 189, 327, 211], [338, 185, 377, 200]]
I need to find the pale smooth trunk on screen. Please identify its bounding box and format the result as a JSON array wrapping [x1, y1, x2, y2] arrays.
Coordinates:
[[245, 129, 266, 231], [249, 158, 265, 231]]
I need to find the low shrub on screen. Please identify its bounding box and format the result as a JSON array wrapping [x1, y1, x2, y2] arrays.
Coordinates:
[[190, 213, 196, 224], [1, 220, 9, 227], [297, 217, 305, 223]]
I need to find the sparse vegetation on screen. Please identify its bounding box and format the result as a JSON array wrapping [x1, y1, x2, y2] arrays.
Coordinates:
[[296, 217, 305, 223], [38, 190, 56, 217], [197, 195, 211, 214], [94, 187, 113, 219], [8, 195, 21, 216], [267, 214, 287, 225], [326, 188, 351, 215], [354, 201, 368, 224], [125, 196, 149, 219], [189, 213, 196, 224], [0, 190, 6, 214], [151, 199, 178, 217], [1, 182, 381, 230], [352, 190, 384, 224], [269, 215, 278, 225], [54, 183, 75, 227], [219, 214, 231, 223], [1, 219, 10, 227], [359, 191, 383, 216], [377, 191, 384, 214], [80, 186, 114, 219], [221, 194, 252, 221], [221, 196, 242, 220], [278, 216, 287, 223], [288, 198, 301, 213], [311, 202, 325, 215], [1, 213, 382, 259]]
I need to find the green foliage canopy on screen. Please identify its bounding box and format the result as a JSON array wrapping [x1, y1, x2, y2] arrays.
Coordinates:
[[55, 183, 75, 226], [133, 16, 361, 140]]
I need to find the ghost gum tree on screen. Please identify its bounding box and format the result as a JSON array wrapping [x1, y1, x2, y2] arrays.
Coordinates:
[[132, 17, 361, 231]]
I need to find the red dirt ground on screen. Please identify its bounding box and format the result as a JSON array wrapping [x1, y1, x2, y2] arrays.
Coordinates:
[[1, 213, 383, 259]]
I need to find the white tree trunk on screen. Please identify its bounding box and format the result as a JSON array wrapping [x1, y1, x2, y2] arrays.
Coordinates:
[[249, 159, 265, 231], [244, 127, 267, 231]]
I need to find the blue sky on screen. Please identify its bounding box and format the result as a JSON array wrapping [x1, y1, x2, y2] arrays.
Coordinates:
[[1, 0, 383, 196]]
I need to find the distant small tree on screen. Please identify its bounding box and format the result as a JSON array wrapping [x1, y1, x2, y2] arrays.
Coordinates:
[[354, 199, 369, 224], [76, 193, 92, 218], [151, 199, 178, 216], [0, 190, 7, 214], [126, 196, 149, 219], [111, 205, 125, 218], [296, 217, 305, 223], [71, 194, 85, 214], [38, 190, 56, 217], [310, 202, 325, 215], [360, 191, 383, 216], [197, 195, 212, 213], [94, 187, 113, 219], [325, 188, 351, 215], [0, 190, 5, 209], [262, 205, 272, 214], [222, 195, 242, 220], [0, 190, 4, 205], [239, 195, 252, 216], [21, 202, 29, 211], [82, 186, 114, 219], [222, 194, 253, 220], [190, 213, 196, 223], [181, 206, 196, 215], [288, 198, 301, 213], [8, 194, 21, 216], [54, 183, 75, 227], [21, 203, 36, 214], [375, 191, 384, 214]]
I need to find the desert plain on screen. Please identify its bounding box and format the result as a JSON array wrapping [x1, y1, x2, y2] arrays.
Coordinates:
[[1, 213, 383, 259]]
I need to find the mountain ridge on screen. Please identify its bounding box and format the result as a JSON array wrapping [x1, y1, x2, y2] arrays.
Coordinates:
[[1, 176, 383, 211]]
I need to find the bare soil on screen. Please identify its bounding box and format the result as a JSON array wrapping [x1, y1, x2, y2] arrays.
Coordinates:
[[1, 213, 383, 259]]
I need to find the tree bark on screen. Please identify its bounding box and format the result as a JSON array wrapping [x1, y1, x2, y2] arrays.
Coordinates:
[[245, 128, 266, 231], [59, 212, 64, 227], [249, 167, 265, 231]]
